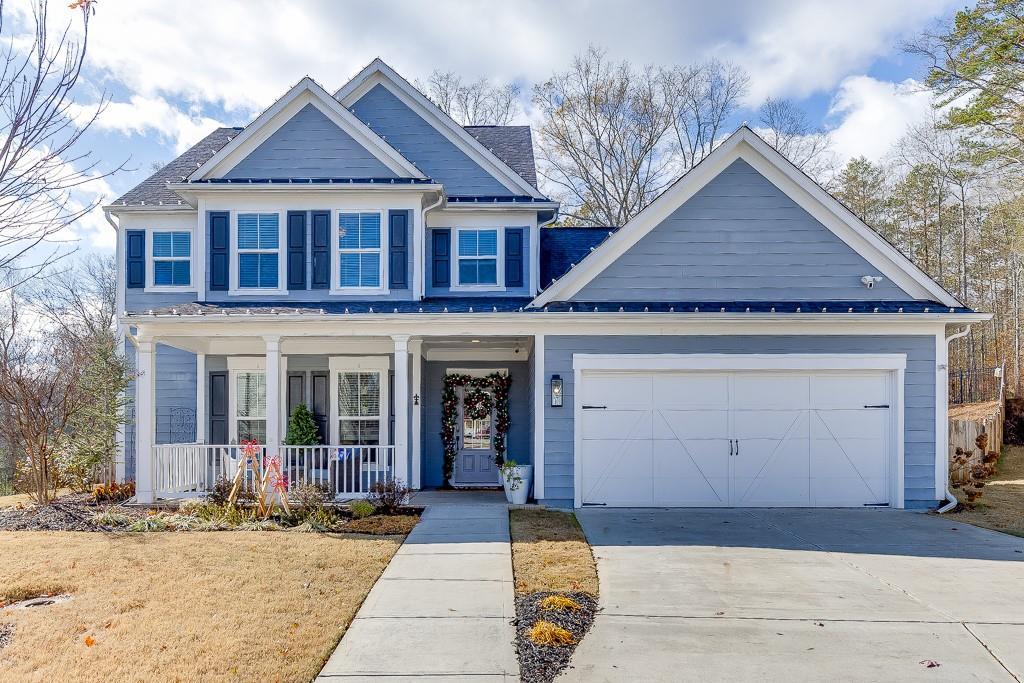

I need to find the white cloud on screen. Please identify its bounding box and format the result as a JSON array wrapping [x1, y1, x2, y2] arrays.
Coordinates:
[[72, 95, 226, 153], [827, 75, 934, 163]]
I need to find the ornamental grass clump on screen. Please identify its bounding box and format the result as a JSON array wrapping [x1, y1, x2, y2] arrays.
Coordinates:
[[527, 620, 576, 647], [538, 594, 581, 611], [349, 499, 375, 519]]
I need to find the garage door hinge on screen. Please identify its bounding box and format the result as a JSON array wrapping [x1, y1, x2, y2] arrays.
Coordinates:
[[581, 502, 607, 506], [862, 503, 890, 507], [863, 404, 890, 408], [581, 405, 607, 410]]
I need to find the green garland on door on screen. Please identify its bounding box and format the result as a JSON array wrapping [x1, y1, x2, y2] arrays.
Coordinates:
[[440, 372, 512, 486]]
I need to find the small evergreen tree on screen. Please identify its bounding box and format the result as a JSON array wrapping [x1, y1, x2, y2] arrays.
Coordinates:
[[284, 402, 320, 445]]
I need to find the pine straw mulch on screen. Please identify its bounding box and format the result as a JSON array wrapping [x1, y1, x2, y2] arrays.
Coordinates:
[[509, 508, 600, 683]]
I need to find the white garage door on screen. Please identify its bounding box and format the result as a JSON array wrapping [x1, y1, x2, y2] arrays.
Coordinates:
[[578, 369, 894, 507]]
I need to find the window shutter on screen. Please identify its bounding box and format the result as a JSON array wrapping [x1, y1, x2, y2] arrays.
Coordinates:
[[208, 211, 230, 291], [505, 228, 524, 288], [311, 210, 330, 289], [432, 229, 450, 287], [388, 210, 409, 289], [287, 211, 307, 290], [125, 230, 146, 288]]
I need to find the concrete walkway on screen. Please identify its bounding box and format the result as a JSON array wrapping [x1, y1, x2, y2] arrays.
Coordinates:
[[317, 491, 519, 681]]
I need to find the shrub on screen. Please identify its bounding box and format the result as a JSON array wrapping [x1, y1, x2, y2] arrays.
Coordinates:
[[291, 482, 331, 513], [349, 499, 375, 519], [91, 508, 136, 528], [367, 478, 411, 515], [284, 402, 321, 445], [527, 620, 576, 646], [92, 480, 135, 504], [207, 476, 255, 507]]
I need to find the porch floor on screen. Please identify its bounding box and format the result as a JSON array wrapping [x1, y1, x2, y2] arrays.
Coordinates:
[[409, 489, 508, 507]]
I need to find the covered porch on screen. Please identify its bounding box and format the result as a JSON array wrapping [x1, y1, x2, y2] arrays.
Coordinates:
[[129, 327, 536, 503]]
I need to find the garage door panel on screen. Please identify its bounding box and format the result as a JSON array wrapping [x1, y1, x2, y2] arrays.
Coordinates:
[[814, 409, 889, 439], [653, 373, 729, 408], [652, 438, 729, 506], [655, 408, 730, 440], [582, 373, 650, 407], [812, 439, 888, 481], [811, 373, 889, 407], [732, 374, 809, 409], [812, 476, 887, 506], [580, 408, 649, 441], [733, 409, 806, 440], [580, 438, 653, 506]]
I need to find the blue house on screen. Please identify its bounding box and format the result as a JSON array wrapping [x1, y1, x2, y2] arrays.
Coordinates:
[[109, 58, 986, 509]]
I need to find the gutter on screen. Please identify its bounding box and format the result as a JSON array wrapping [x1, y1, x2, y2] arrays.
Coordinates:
[[937, 324, 972, 513]]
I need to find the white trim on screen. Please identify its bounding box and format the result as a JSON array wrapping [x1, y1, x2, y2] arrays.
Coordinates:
[[393, 335, 410, 484], [145, 227, 196, 293], [335, 59, 544, 198], [532, 127, 961, 308], [135, 338, 155, 503], [195, 353, 207, 444], [328, 356, 391, 447], [264, 336, 282, 454], [451, 226, 505, 291], [533, 334, 545, 500], [410, 339, 423, 489], [331, 209, 389, 295], [191, 77, 422, 180], [571, 353, 906, 509], [935, 331, 949, 502], [445, 367, 508, 378], [425, 348, 524, 362], [230, 209, 287, 295]]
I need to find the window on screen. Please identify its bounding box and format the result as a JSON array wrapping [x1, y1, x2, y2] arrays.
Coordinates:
[[457, 228, 498, 286], [337, 372, 381, 444], [237, 213, 279, 289], [338, 212, 382, 289], [235, 371, 267, 442], [151, 231, 191, 287]]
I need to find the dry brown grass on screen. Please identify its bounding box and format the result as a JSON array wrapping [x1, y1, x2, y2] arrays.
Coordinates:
[[948, 400, 1001, 421], [0, 531, 402, 682], [948, 444, 1024, 538], [509, 508, 598, 595], [0, 489, 72, 509]]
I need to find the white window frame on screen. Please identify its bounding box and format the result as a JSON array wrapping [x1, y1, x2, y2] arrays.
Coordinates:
[[230, 210, 286, 295], [146, 228, 195, 292], [227, 357, 268, 444], [328, 356, 390, 446], [331, 209, 389, 295], [452, 226, 505, 292]]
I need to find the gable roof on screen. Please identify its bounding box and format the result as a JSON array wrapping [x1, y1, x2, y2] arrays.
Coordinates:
[[191, 76, 423, 181], [335, 58, 545, 198], [532, 126, 962, 309], [540, 226, 617, 287], [465, 126, 537, 188], [111, 127, 239, 207]]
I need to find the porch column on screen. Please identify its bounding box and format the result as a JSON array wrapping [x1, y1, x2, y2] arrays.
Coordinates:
[[135, 337, 156, 503], [195, 353, 206, 444], [410, 338, 423, 489], [392, 335, 410, 484], [264, 336, 282, 454]]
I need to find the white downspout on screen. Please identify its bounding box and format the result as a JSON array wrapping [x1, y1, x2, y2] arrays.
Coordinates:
[[937, 325, 972, 513], [420, 192, 445, 299]]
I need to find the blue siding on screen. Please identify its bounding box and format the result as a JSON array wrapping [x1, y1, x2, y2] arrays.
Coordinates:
[[351, 84, 513, 196], [421, 360, 531, 488], [541, 335, 937, 508], [425, 228, 531, 297], [574, 159, 911, 302], [225, 104, 397, 179]]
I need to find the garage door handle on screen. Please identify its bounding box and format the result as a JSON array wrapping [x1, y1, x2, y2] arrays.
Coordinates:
[[729, 440, 734, 456], [864, 404, 890, 409], [581, 405, 607, 410]]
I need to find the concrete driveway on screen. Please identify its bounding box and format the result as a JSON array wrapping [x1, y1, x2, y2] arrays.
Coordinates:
[[563, 509, 1024, 682]]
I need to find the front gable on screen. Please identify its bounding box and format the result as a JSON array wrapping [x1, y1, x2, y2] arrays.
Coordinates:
[[534, 127, 960, 308], [574, 159, 910, 301], [224, 103, 398, 179]]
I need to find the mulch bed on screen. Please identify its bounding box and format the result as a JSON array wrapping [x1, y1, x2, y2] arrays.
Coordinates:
[[514, 591, 598, 683], [0, 494, 143, 532], [0, 623, 13, 651]]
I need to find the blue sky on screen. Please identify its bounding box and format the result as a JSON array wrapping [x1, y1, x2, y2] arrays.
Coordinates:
[[16, 0, 959, 253]]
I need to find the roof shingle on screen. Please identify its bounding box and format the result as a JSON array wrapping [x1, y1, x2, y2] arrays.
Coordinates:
[[464, 125, 538, 188]]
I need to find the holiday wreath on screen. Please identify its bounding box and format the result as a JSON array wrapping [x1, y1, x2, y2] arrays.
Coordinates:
[[440, 372, 512, 485]]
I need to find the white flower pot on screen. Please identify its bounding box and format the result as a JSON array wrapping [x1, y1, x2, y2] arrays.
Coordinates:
[[502, 465, 532, 505]]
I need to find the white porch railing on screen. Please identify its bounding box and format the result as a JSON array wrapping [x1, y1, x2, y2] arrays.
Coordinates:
[[151, 444, 395, 499]]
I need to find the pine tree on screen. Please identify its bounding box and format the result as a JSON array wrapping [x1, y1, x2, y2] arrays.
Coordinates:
[[284, 402, 320, 445]]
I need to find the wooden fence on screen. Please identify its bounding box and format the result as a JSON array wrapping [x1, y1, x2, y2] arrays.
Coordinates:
[[948, 365, 1005, 485]]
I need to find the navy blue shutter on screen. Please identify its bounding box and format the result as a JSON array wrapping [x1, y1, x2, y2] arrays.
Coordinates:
[[505, 228, 524, 288], [208, 211, 230, 291], [287, 211, 307, 290], [126, 230, 146, 288], [431, 229, 450, 287], [311, 211, 330, 289], [388, 210, 409, 289]]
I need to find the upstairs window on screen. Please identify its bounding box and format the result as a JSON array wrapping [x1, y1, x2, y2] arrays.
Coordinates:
[[237, 213, 279, 289], [338, 212, 382, 289], [457, 228, 499, 286], [151, 231, 191, 287]]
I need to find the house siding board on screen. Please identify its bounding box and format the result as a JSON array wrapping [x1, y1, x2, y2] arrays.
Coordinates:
[[541, 335, 937, 508], [421, 360, 530, 488], [224, 104, 397, 179], [573, 159, 912, 302], [154, 345, 198, 444], [351, 84, 513, 196], [425, 228, 532, 297]]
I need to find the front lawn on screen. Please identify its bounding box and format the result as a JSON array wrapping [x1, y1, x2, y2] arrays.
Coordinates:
[[0, 531, 402, 681], [948, 444, 1024, 538]]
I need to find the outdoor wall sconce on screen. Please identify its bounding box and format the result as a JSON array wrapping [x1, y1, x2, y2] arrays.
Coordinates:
[[550, 375, 563, 407], [413, 393, 420, 406]]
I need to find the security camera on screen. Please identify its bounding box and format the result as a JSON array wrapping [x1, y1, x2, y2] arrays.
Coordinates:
[[861, 275, 884, 289]]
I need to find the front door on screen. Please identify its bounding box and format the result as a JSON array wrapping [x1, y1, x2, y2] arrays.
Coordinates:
[[454, 386, 498, 486]]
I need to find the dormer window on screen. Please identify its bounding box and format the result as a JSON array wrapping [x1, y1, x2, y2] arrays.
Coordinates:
[[456, 228, 500, 287]]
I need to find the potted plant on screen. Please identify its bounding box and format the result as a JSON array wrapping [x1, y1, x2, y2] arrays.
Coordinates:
[[499, 459, 532, 505]]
